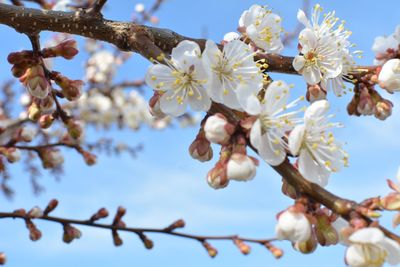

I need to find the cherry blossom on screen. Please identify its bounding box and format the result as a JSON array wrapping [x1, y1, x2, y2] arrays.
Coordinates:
[[202, 39, 263, 114], [372, 25, 400, 65], [378, 58, 400, 92], [145, 40, 211, 116], [239, 4, 284, 53], [249, 80, 303, 166], [288, 100, 348, 187], [203, 114, 234, 145], [345, 228, 400, 267]]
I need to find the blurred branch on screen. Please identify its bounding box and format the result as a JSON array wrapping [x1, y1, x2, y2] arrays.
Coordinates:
[[282, 0, 310, 45]]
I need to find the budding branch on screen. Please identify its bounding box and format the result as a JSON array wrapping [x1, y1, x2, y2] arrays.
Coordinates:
[[0, 0, 398, 245]]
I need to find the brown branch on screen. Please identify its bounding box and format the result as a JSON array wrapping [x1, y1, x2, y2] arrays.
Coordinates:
[[0, 205, 279, 257]]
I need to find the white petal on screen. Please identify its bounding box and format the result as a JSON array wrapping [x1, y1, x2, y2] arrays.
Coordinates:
[[293, 56, 306, 72], [237, 87, 261, 115], [345, 245, 368, 267], [264, 80, 290, 114], [349, 228, 385, 244], [187, 88, 211, 112], [297, 9, 311, 28], [288, 125, 305, 156], [304, 99, 330, 125], [145, 64, 174, 90], [380, 237, 400, 265], [298, 149, 330, 187], [171, 40, 201, 63], [159, 91, 187, 116]]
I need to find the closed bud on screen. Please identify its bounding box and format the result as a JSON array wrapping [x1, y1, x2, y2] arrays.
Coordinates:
[[26, 220, 42, 241], [63, 224, 82, 243], [19, 126, 37, 142], [0, 252, 6, 265], [11, 63, 30, 78], [39, 149, 64, 169], [165, 219, 185, 232], [0, 148, 21, 163], [357, 87, 375, 115], [28, 206, 44, 218], [233, 239, 251, 255], [42, 40, 79, 60], [112, 230, 123, 246], [306, 84, 326, 102], [189, 131, 213, 162], [293, 235, 318, 254], [28, 102, 41, 121], [314, 210, 339, 246], [378, 58, 400, 92], [202, 241, 218, 258], [7, 50, 34, 65], [44, 199, 59, 215], [67, 119, 83, 140], [53, 73, 83, 101], [264, 243, 283, 259], [375, 99, 393, 120], [81, 151, 97, 166], [39, 114, 54, 129], [204, 114, 235, 145], [381, 193, 400, 211], [148, 91, 166, 118], [90, 208, 109, 222], [20, 65, 50, 99], [207, 163, 229, 189], [226, 154, 258, 182], [275, 209, 311, 243]]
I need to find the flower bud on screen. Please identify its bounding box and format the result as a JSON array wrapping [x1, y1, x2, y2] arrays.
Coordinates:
[[44, 199, 59, 215], [149, 91, 166, 118], [226, 154, 258, 182], [378, 58, 400, 92], [63, 224, 82, 243], [82, 151, 97, 166], [28, 206, 44, 218], [375, 99, 393, 120], [90, 208, 109, 222], [0, 252, 6, 265], [42, 40, 79, 60], [67, 119, 83, 140], [357, 87, 375, 115], [39, 114, 55, 129], [275, 209, 311, 243], [25, 220, 42, 241], [314, 211, 339, 246], [20, 126, 37, 142], [20, 65, 50, 99], [28, 102, 41, 121], [207, 163, 229, 189], [202, 241, 218, 258], [306, 84, 326, 102], [293, 235, 318, 254], [204, 114, 235, 145], [233, 239, 251, 255], [53, 73, 83, 101], [381, 193, 400, 210], [39, 149, 64, 169], [189, 132, 213, 162], [7, 50, 34, 65], [0, 148, 21, 163]]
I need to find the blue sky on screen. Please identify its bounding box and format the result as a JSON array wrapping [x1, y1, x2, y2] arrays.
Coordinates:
[[1, 0, 400, 266]]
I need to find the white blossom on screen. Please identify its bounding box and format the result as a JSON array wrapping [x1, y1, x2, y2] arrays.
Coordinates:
[[345, 228, 400, 267], [288, 100, 348, 187], [86, 50, 119, 84], [202, 39, 263, 114], [52, 0, 73, 11], [239, 5, 284, 53], [226, 154, 257, 181], [250, 80, 303, 165], [275, 210, 311, 243], [20, 127, 37, 142], [378, 59, 400, 92], [134, 3, 145, 13], [223, 32, 240, 42], [145, 40, 211, 116], [372, 25, 400, 65], [294, 5, 356, 96]]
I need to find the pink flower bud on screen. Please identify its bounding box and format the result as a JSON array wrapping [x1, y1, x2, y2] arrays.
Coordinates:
[[39, 149, 64, 169], [189, 132, 213, 162], [0, 148, 21, 163], [357, 87, 375, 115], [54, 73, 83, 101], [7, 50, 35, 65], [63, 224, 82, 243], [226, 154, 258, 182], [20, 65, 50, 99], [204, 114, 235, 144], [39, 114, 54, 129], [375, 99, 393, 120], [0, 252, 6, 265], [306, 84, 326, 102], [42, 40, 79, 60], [82, 151, 97, 166], [207, 163, 229, 189]]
